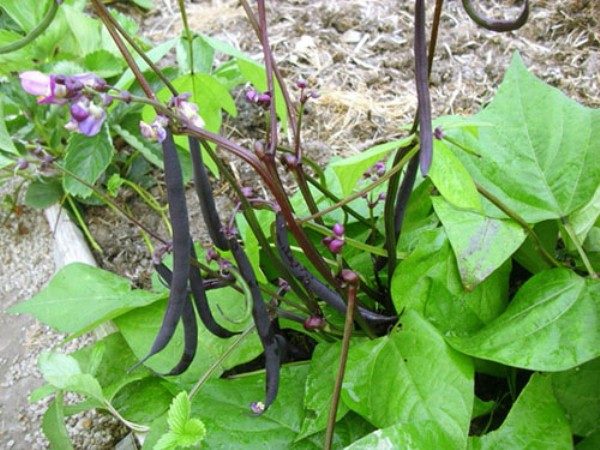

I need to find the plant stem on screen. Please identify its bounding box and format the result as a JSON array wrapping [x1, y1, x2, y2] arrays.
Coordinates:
[[0, 0, 60, 54], [324, 283, 357, 450], [475, 183, 562, 268], [65, 195, 103, 254], [188, 325, 256, 400], [562, 218, 597, 279]]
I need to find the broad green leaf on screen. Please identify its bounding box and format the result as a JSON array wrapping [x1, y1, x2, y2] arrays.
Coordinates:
[[42, 393, 74, 450], [0, 0, 48, 32], [344, 420, 455, 450], [0, 99, 18, 155], [341, 311, 474, 448], [0, 30, 35, 73], [155, 392, 206, 450], [446, 53, 600, 223], [298, 342, 347, 440], [429, 140, 482, 212], [551, 357, 600, 437], [83, 49, 125, 78], [9, 263, 163, 336], [449, 269, 600, 371], [577, 430, 600, 450], [111, 124, 163, 168], [24, 178, 63, 209], [114, 286, 261, 386], [62, 124, 114, 198], [330, 136, 412, 197], [167, 392, 191, 433], [61, 4, 103, 56], [392, 229, 510, 336], [469, 374, 572, 450], [432, 197, 526, 289], [0, 152, 12, 169]]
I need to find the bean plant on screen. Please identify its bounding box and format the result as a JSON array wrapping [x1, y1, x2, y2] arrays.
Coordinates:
[[3, 0, 600, 449]]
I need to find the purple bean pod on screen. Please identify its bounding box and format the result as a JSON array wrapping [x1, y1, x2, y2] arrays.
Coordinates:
[[462, 0, 529, 32]]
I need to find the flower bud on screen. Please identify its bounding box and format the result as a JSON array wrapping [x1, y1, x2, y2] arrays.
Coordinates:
[[250, 401, 265, 415], [434, 126, 444, 140], [327, 238, 344, 254], [303, 315, 325, 331], [340, 269, 359, 285], [332, 223, 344, 237], [15, 159, 29, 171], [295, 78, 308, 89]]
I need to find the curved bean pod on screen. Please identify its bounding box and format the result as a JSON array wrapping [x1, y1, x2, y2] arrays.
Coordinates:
[[136, 130, 191, 367], [229, 236, 282, 411], [167, 297, 198, 375], [462, 0, 529, 32], [189, 136, 230, 250], [274, 214, 396, 326]]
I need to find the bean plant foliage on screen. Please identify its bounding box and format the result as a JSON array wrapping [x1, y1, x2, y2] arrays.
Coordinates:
[[2, 0, 599, 449]]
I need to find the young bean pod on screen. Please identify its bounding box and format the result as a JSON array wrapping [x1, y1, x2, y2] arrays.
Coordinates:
[[274, 214, 396, 327], [167, 296, 198, 375], [135, 130, 191, 367], [228, 236, 282, 411], [189, 136, 230, 250]]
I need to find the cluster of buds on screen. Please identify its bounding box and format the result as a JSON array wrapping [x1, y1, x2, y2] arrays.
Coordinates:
[[151, 242, 173, 265], [363, 160, 386, 181], [20, 71, 108, 137], [169, 93, 205, 129], [295, 77, 319, 104], [205, 246, 232, 273], [245, 88, 272, 109], [322, 223, 345, 254]]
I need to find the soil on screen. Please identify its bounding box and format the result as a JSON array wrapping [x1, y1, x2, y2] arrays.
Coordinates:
[[1, 0, 598, 448]]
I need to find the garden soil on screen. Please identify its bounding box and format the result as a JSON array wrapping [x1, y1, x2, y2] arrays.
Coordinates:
[[0, 0, 598, 448]]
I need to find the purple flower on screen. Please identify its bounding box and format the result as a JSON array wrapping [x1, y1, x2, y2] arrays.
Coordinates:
[[303, 316, 325, 331], [20, 71, 67, 105], [250, 401, 265, 415], [295, 78, 308, 90], [332, 223, 345, 237], [66, 99, 105, 137], [241, 186, 254, 198], [139, 116, 168, 143], [170, 94, 204, 129], [245, 89, 259, 103]]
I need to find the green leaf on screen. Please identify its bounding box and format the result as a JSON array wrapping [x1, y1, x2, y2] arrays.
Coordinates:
[[61, 4, 103, 56], [83, 49, 125, 78], [9, 263, 163, 336], [62, 124, 114, 198], [330, 137, 412, 197], [551, 357, 600, 437], [113, 286, 262, 386], [111, 124, 163, 168], [297, 342, 347, 440], [111, 378, 172, 425], [446, 53, 600, 223], [448, 269, 600, 371], [432, 197, 526, 289], [176, 36, 215, 74], [344, 420, 455, 450], [391, 229, 510, 336], [569, 185, 600, 247], [24, 178, 63, 209], [154, 393, 206, 450], [469, 374, 572, 450], [341, 311, 474, 448], [0, 0, 48, 32], [0, 98, 18, 155], [513, 220, 558, 274], [167, 392, 191, 434], [38, 352, 105, 403], [577, 430, 600, 450], [429, 140, 482, 212], [42, 392, 74, 450]]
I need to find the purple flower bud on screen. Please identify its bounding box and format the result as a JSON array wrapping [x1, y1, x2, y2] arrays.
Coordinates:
[[177, 100, 204, 129], [340, 269, 359, 285], [434, 126, 444, 140], [281, 154, 298, 169], [253, 141, 265, 158], [250, 401, 265, 415], [277, 278, 290, 292], [374, 161, 386, 176], [303, 315, 325, 331], [241, 187, 254, 198], [15, 159, 29, 170], [295, 78, 308, 89], [308, 90, 320, 99], [256, 93, 271, 108], [378, 192, 386, 201], [101, 94, 113, 106], [139, 117, 167, 143], [328, 238, 344, 254], [120, 91, 132, 103], [205, 247, 218, 263], [322, 236, 333, 246], [139, 121, 154, 140], [245, 89, 259, 103], [332, 223, 344, 237]]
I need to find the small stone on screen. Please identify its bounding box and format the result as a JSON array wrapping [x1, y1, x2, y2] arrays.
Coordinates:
[[341, 29, 362, 44]]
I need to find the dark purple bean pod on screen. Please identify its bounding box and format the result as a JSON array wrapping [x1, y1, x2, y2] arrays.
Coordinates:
[[274, 214, 396, 326], [414, 0, 433, 176], [462, 0, 529, 32], [189, 245, 240, 338], [155, 262, 234, 292], [135, 131, 191, 368], [167, 297, 198, 375], [228, 236, 281, 411], [394, 153, 419, 237], [189, 136, 230, 250]]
